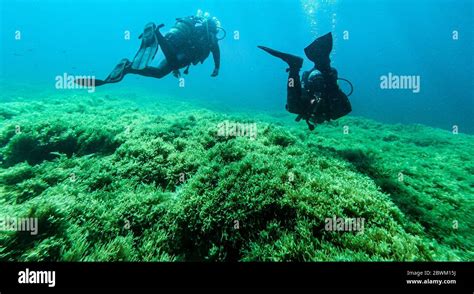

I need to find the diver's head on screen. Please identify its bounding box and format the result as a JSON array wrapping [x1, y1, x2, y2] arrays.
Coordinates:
[[197, 10, 219, 32], [207, 16, 222, 35], [308, 71, 325, 92], [206, 19, 218, 34], [309, 67, 338, 78], [196, 10, 225, 39]]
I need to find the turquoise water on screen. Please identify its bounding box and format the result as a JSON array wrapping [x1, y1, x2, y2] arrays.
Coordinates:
[[1, 0, 473, 132]]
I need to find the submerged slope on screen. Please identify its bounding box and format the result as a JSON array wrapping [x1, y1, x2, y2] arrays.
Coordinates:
[[0, 93, 472, 261]]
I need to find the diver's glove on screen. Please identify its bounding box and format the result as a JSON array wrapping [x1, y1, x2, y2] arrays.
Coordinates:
[[211, 68, 219, 77]]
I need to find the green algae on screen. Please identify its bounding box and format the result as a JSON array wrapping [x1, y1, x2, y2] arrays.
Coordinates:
[[0, 93, 472, 261]]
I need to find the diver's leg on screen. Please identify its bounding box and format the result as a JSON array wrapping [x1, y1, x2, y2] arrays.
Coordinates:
[[257, 46, 303, 70], [290, 76, 315, 130], [155, 29, 179, 67], [256, 45, 316, 130], [304, 33, 333, 73], [128, 59, 173, 79], [286, 69, 304, 114], [257, 45, 305, 113]]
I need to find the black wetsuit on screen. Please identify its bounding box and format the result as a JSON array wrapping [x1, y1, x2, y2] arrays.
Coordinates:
[[130, 16, 221, 78], [258, 32, 351, 130], [287, 66, 351, 126]]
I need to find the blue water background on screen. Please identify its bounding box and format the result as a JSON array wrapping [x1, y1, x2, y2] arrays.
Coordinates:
[[1, 0, 472, 133]]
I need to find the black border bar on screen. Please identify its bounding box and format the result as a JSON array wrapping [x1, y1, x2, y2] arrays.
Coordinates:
[[0, 262, 472, 289]]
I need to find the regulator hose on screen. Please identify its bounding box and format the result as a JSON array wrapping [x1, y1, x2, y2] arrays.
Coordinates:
[[216, 27, 227, 40], [338, 78, 354, 97]]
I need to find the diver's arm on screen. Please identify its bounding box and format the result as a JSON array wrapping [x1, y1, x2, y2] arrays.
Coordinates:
[[211, 43, 221, 77]]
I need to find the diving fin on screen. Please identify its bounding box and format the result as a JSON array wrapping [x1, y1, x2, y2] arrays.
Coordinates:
[[104, 58, 130, 83], [75, 58, 130, 87], [257, 46, 303, 70], [304, 32, 333, 72], [131, 23, 161, 70]]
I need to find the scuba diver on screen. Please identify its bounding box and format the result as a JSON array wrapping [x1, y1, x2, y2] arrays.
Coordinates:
[[76, 11, 224, 87], [258, 32, 353, 131]]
